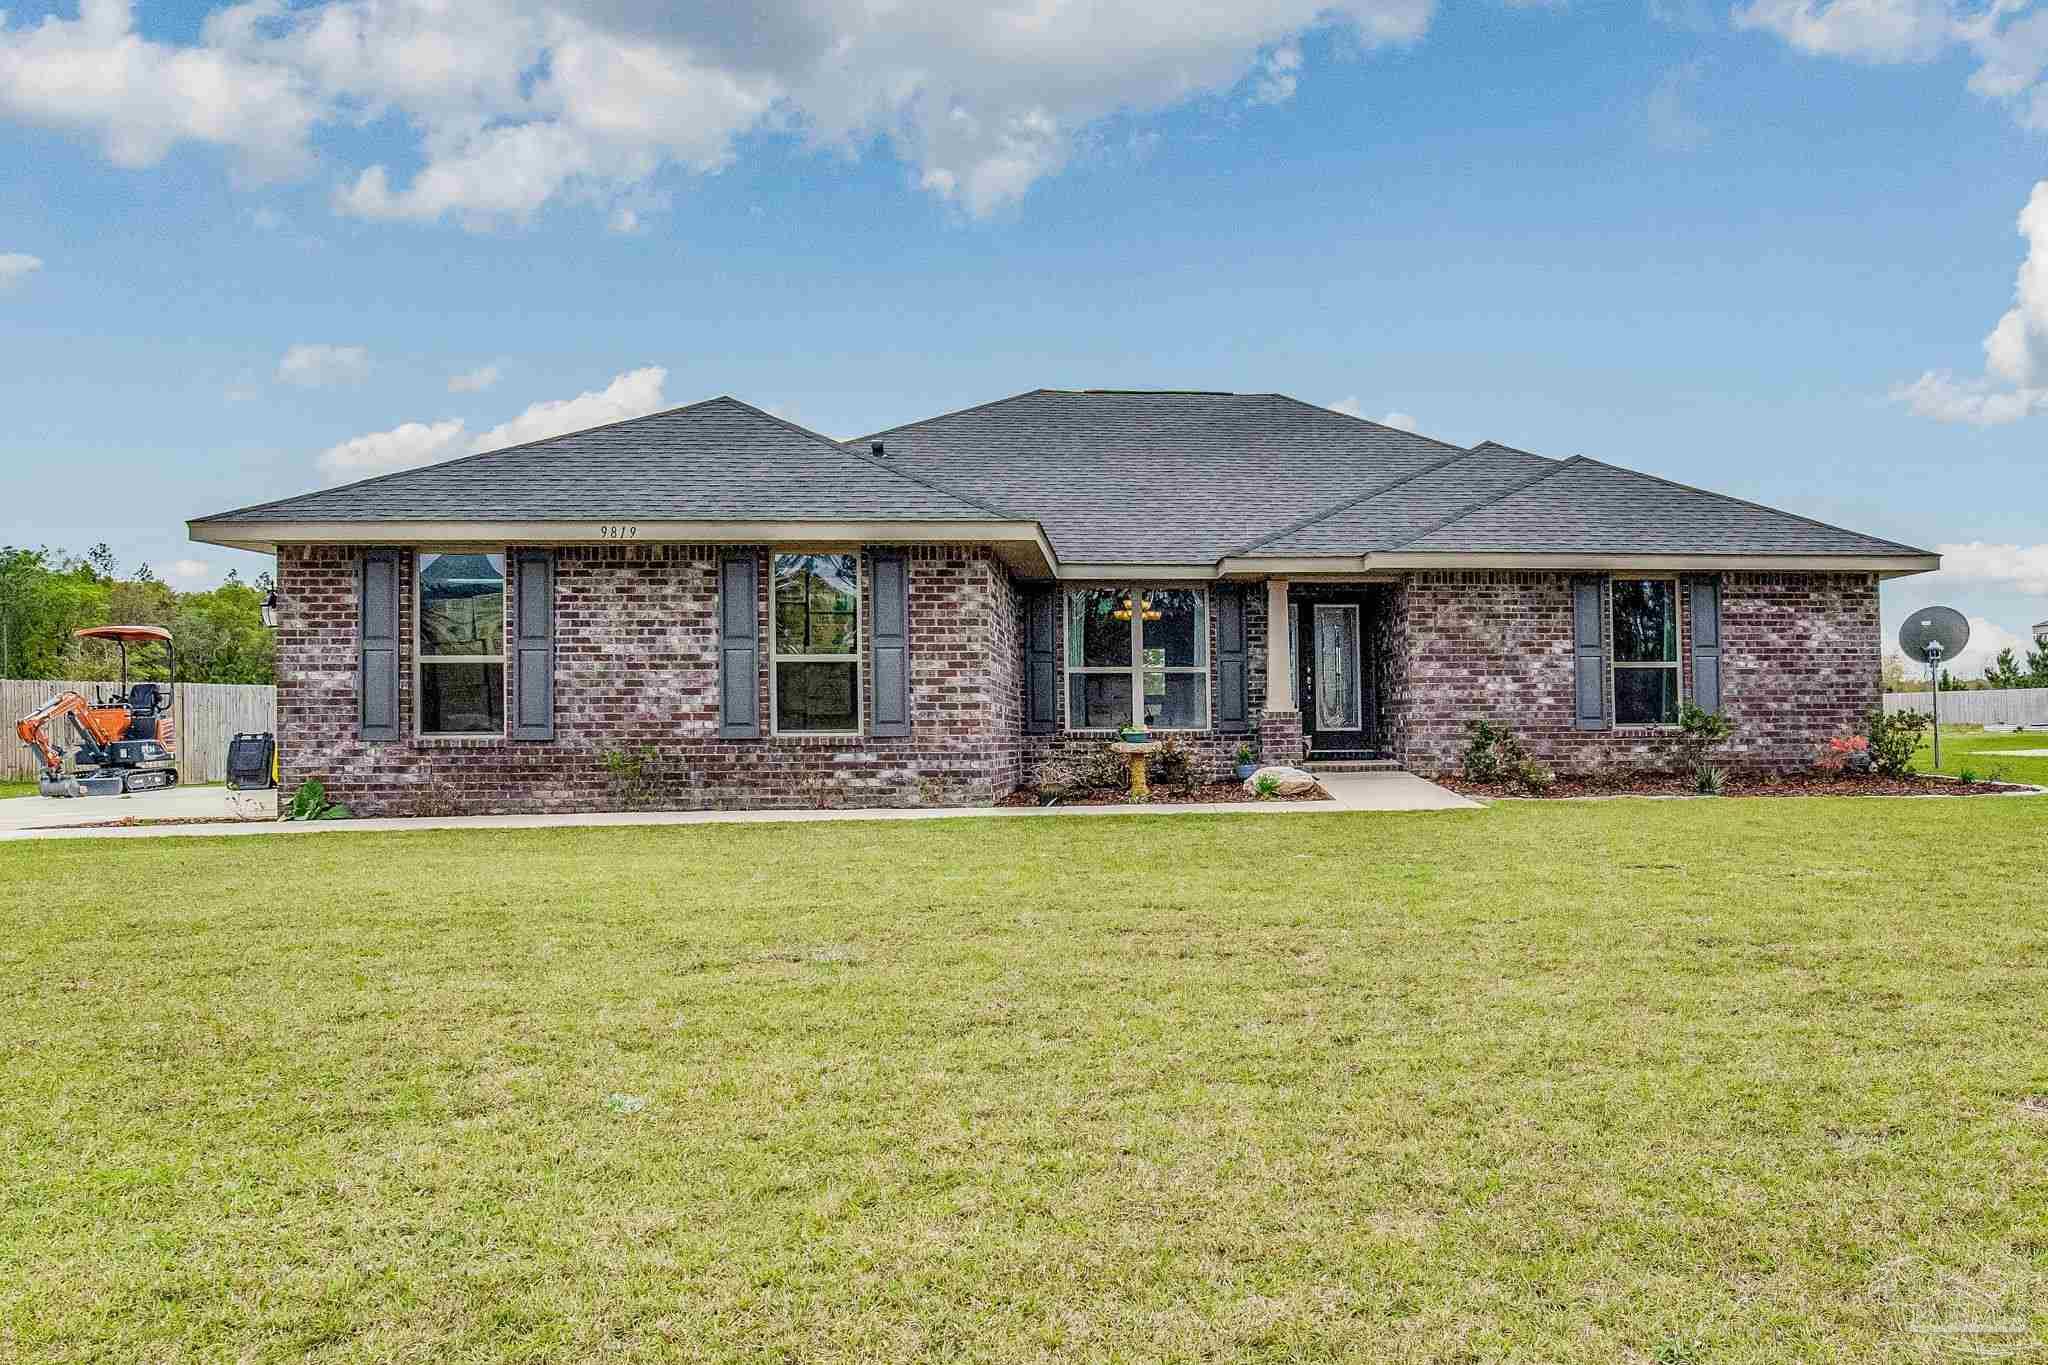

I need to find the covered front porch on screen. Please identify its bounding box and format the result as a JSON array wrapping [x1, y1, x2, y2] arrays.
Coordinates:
[[1259, 577, 1401, 767]]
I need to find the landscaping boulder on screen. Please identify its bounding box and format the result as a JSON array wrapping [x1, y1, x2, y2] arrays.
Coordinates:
[[1243, 765, 1320, 797]]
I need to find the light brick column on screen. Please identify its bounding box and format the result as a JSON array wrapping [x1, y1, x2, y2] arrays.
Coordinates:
[[1261, 577, 1303, 764]]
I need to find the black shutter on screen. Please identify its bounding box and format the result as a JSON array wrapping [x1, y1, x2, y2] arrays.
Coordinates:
[[1024, 591, 1057, 734], [718, 551, 760, 739], [1690, 577, 1722, 714], [1215, 584, 1249, 733], [358, 548, 401, 741], [512, 549, 555, 740], [869, 550, 911, 738], [1572, 576, 1608, 731]]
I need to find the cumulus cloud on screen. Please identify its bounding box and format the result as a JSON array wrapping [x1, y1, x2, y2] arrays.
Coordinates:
[[278, 342, 369, 387], [0, 252, 42, 289], [1331, 397, 1420, 430], [1946, 616, 2040, 677], [1736, 0, 2048, 130], [162, 558, 214, 587], [447, 363, 501, 393], [1934, 541, 2048, 594], [1, 0, 1435, 226], [1894, 180, 2048, 424], [316, 364, 668, 478]]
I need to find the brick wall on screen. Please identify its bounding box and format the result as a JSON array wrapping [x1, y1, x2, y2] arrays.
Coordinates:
[[276, 543, 1019, 815], [1016, 584, 1269, 784], [1387, 569, 1879, 776]]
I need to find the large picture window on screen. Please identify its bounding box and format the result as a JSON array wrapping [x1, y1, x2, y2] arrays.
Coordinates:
[[773, 552, 860, 734], [1065, 587, 1208, 730], [417, 551, 506, 735], [1611, 577, 1680, 725]]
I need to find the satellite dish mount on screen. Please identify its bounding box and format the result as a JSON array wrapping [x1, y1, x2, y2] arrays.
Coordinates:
[[1898, 607, 1970, 770]]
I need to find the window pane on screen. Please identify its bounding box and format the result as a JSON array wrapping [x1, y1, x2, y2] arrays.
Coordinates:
[[774, 553, 858, 655], [421, 662, 504, 733], [776, 660, 859, 732], [1143, 671, 1206, 729], [1614, 666, 1679, 725], [1067, 589, 1132, 668], [1067, 672, 1133, 729], [419, 553, 505, 657], [1612, 579, 1677, 663], [1140, 589, 1205, 668]]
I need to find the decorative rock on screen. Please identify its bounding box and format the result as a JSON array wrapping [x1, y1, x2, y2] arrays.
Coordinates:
[[1243, 765, 1320, 797]]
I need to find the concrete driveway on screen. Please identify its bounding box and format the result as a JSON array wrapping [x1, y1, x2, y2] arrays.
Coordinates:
[[0, 785, 276, 834]]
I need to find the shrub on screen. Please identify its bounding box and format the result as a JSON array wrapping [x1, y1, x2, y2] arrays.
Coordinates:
[[1514, 759, 1556, 791], [1675, 701, 1733, 770], [1034, 758, 1084, 797], [1694, 763, 1727, 796], [1815, 733, 1870, 775], [1234, 742, 1254, 765], [1251, 772, 1282, 799], [1079, 743, 1130, 790], [1957, 766, 1981, 785], [1461, 719, 1528, 784], [1865, 707, 1928, 778], [284, 778, 350, 821], [599, 745, 664, 808], [1149, 734, 1196, 790]]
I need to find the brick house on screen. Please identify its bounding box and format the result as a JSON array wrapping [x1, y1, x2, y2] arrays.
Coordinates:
[[189, 390, 1936, 814]]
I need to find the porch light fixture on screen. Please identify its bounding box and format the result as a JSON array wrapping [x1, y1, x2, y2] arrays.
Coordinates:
[[260, 591, 279, 629]]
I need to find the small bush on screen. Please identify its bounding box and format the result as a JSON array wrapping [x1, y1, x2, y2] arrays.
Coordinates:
[[1462, 719, 1528, 784], [1865, 707, 1928, 778], [1675, 701, 1733, 770], [1149, 734, 1196, 790], [1957, 766, 1981, 785], [1078, 744, 1130, 790], [1234, 742, 1254, 765], [1694, 763, 1727, 796], [1251, 772, 1282, 799], [1514, 759, 1556, 791], [1815, 733, 1870, 775], [284, 778, 351, 821], [1034, 758, 1084, 797]]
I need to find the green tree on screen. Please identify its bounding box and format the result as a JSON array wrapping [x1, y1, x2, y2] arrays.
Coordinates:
[[2028, 631, 2048, 689], [1983, 648, 2028, 690]]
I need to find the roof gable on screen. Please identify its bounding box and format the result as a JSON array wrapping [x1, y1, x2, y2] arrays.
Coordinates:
[[195, 396, 1004, 526]]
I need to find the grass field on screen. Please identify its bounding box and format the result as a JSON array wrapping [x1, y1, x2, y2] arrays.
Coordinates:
[[4, 802, 2047, 1361], [1912, 724, 2048, 786]]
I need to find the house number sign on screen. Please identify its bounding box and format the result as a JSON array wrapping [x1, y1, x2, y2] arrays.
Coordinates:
[[597, 524, 639, 539]]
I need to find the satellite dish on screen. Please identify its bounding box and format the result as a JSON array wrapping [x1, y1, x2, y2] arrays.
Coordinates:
[[1899, 606, 1969, 664]]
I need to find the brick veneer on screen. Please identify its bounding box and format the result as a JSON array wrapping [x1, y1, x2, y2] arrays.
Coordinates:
[[276, 542, 1020, 815], [1386, 569, 1879, 776]]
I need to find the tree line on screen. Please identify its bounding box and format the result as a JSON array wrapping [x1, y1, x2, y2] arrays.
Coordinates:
[[0, 544, 274, 685], [1884, 633, 2048, 694]]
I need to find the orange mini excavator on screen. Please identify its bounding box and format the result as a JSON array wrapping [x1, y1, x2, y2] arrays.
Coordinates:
[[14, 626, 181, 798]]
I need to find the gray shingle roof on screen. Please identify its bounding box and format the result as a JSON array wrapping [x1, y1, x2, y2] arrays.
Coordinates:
[[1247, 444, 1558, 555], [854, 390, 1474, 563], [192, 396, 1005, 525], [1396, 457, 1925, 556]]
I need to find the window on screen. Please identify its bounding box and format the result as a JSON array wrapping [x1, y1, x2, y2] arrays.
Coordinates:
[[1611, 577, 1680, 725], [417, 551, 506, 735], [1065, 587, 1208, 730], [773, 552, 860, 733]]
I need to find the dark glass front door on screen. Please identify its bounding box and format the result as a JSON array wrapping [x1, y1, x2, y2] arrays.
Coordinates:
[[1296, 596, 1375, 755]]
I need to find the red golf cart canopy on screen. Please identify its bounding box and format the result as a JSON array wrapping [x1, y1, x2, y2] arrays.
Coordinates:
[[72, 625, 173, 645]]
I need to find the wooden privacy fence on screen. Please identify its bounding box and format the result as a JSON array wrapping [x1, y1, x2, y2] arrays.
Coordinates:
[[3, 679, 276, 783], [1885, 687, 2048, 726]]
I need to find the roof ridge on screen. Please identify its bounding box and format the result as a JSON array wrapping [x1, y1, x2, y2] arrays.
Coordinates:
[[1267, 395, 1474, 457], [1387, 456, 1587, 550], [1230, 449, 1477, 556], [722, 397, 1021, 521], [1469, 438, 1548, 458], [193, 394, 747, 524], [1564, 455, 1934, 557], [850, 388, 1057, 444]]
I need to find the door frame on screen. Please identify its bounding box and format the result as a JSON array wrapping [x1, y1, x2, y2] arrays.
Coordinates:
[[1294, 589, 1377, 755]]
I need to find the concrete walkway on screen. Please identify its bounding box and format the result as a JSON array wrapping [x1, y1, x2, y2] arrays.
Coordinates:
[[0, 785, 276, 832], [0, 770, 1476, 842]]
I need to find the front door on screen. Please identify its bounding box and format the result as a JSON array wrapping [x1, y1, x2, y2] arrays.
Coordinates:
[[1297, 598, 1373, 756]]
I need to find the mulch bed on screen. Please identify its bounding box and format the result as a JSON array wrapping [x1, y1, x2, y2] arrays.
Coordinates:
[[1438, 771, 2036, 800], [999, 783, 1333, 807]]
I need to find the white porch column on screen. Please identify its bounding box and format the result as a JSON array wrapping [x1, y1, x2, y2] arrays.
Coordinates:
[[1264, 577, 1294, 712]]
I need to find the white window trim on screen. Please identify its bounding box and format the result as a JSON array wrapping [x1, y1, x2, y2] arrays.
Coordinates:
[[415, 548, 508, 738], [769, 549, 863, 737], [1063, 585, 1211, 733], [1610, 574, 1684, 727]]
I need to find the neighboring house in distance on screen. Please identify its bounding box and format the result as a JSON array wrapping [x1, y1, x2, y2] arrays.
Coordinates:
[[188, 390, 1937, 815]]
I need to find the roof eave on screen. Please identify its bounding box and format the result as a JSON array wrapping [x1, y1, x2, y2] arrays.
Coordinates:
[[1368, 550, 1941, 577]]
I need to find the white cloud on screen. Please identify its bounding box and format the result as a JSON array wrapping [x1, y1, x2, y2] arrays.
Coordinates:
[[0, 0, 316, 178], [1330, 396, 1420, 430], [2, 0, 1438, 227], [1894, 180, 2048, 424], [162, 558, 214, 587], [1381, 410, 1419, 430], [0, 252, 43, 289], [1948, 616, 2038, 677], [1736, 0, 2048, 130], [278, 342, 370, 387], [1933, 541, 2048, 594], [316, 364, 668, 478], [470, 365, 667, 450], [447, 363, 501, 393]]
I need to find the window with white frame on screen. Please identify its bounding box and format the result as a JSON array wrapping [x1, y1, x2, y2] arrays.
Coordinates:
[[1611, 577, 1681, 725], [1065, 587, 1208, 730], [417, 551, 506, 735], [772, 552, 861, 734]]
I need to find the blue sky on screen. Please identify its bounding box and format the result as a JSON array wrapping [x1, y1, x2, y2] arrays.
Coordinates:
[[3, 0, 2046, 674]]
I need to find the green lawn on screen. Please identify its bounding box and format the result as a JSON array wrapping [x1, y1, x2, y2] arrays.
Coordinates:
[[4, 803, 2047, 1362], [1912, 723, 2048, 786], [0, 778, 39, 799]]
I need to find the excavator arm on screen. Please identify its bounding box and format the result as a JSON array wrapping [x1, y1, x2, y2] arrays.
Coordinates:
[[14, 690, 122, 777]]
